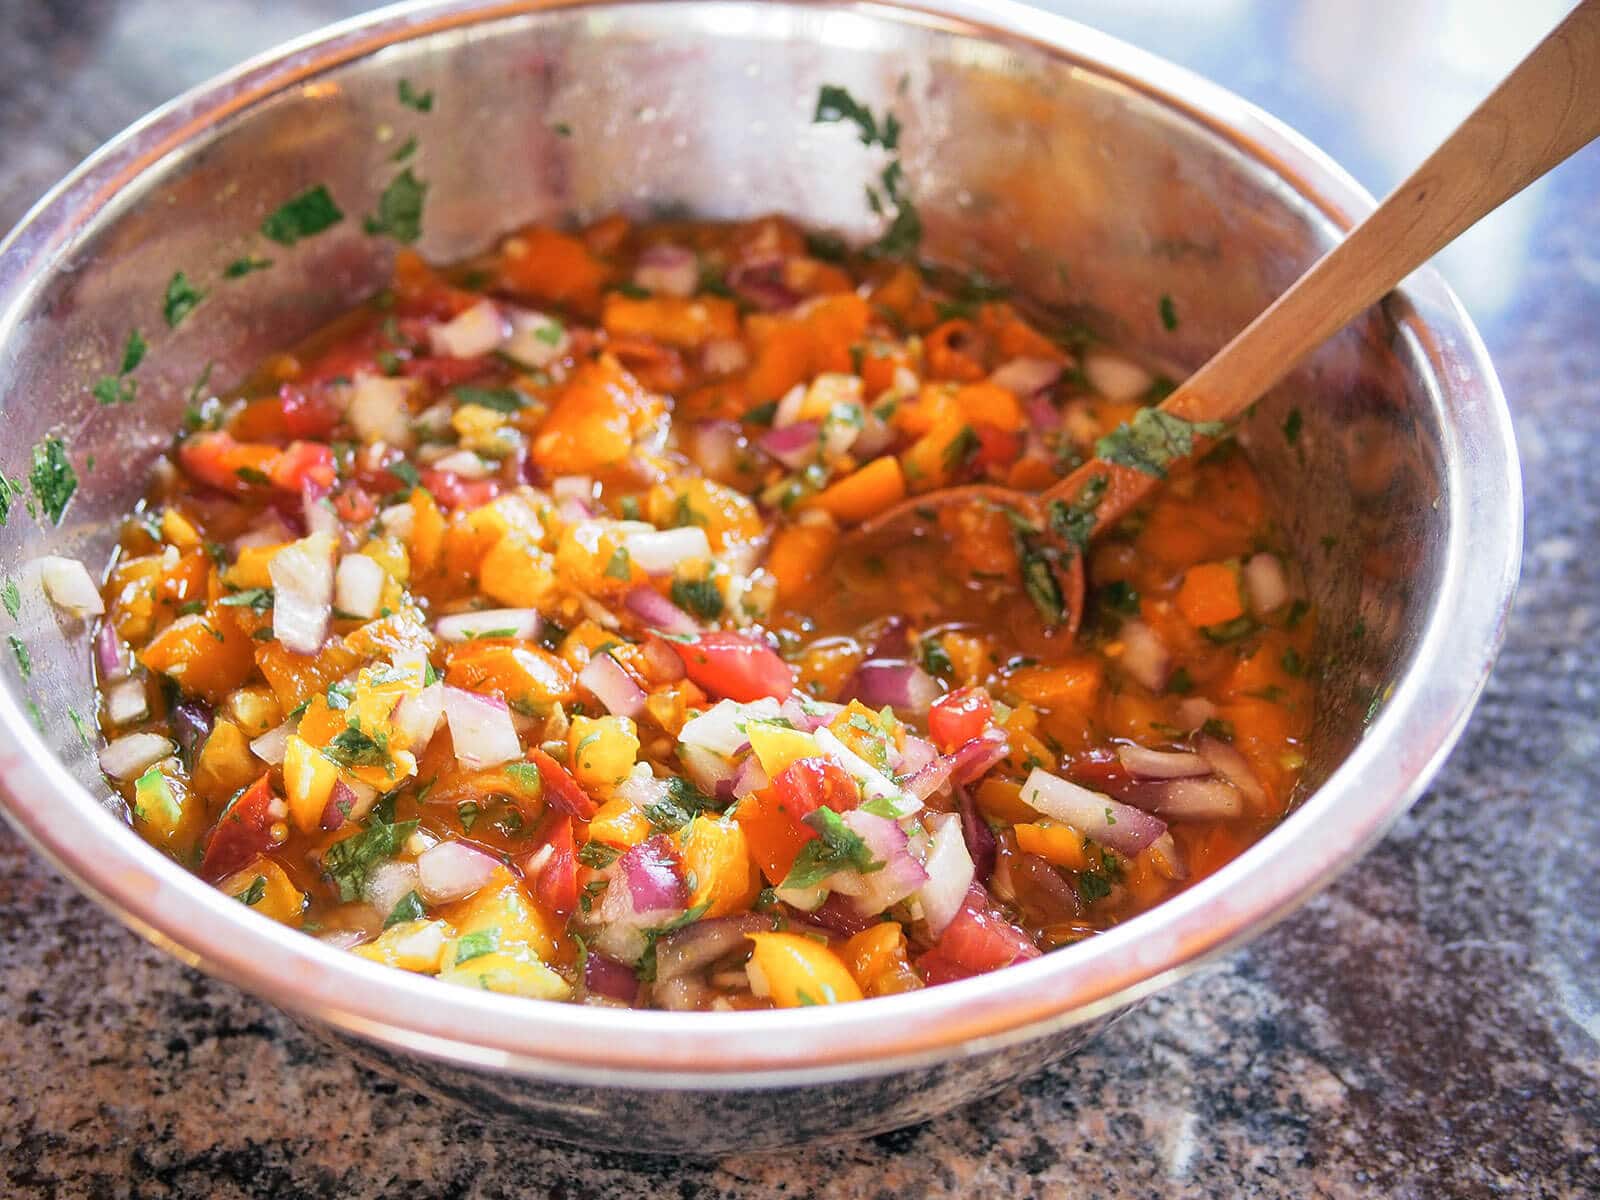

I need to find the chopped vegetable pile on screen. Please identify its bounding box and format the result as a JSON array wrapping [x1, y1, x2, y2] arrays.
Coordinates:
[[84, 209, 1315, 1011]]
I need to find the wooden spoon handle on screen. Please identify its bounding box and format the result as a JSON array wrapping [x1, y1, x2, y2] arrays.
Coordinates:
[[1161, 0, 1600, 427]]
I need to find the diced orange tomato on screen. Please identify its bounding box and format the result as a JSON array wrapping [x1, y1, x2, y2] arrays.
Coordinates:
[[744, 932, 862, 1006], [498, 226, 609, 315], [1175, 562, 1246, 627], [803, 456, 906, 524], [677, 815, 760, 918], [602, 294, 739, 349]]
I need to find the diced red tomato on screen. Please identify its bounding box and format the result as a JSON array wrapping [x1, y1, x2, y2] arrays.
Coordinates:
[[532, 815, 578, 917], [269, 441, 337, 494], [915, 883, 1040, 984], [177, 432, 279, 495], [278, 383, 340, 439], [300, 329, 384, 386], [928, 687, 992, 753], [671, 631, 795, 702], [771, 757, 859, 824], [1065, 749, 1137, 800], [527, 748, 598, 820], [973, 424, 1024, 469], [198, 774, 283, 881], [331, 486, 377, 525], [420, 468, 502, 510]]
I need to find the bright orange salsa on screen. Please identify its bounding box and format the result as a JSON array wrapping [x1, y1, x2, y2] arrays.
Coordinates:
[[90, 214, 1313, 1009]]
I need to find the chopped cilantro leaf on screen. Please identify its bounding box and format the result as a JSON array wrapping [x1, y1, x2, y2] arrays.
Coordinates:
[[1, 579, 18, 619], [322, 814, 417, 901], [8, 635, 30, 678], [1095, 408, 1225, 478], [670, 576, 723, 620], [29, 436, 76, 525], [636, 901, 712, 982], [237, 875, 268, 907], [398, 79, 434, 112], [1201, 615, 1257, 644], [577, 841, 621, 868], [1159, 294, 1179, 331], [163, 272, 205, 328], [391, 134, 418, 163], [218, 587, 274, 613], [454, 929, 498, 963], [384, 889, 426, 927], [505, 762, 543, 795], [919, 635, 953, 679], [942, 425, 981, 472], [1098, 580, 1140, 616], [781, 808, 883, 889], [260, 185, 344, 246], [604, 546, 633, 582], [813, 84, 898, 149], [1047, 474, 1109, 554], [120, 329, 148, 375], [324, 725, 391, 770], [363, 168, 428, 244], [224, 255, 273, 278], [453, 385, 524, 412], [92, 376, 136, 407]]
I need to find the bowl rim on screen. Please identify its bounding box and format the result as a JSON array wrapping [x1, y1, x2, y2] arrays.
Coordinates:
[[0, 0, 1521, 1088]]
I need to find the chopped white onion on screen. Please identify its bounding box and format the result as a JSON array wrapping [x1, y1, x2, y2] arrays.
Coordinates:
[[428, 300, 506, 359], [304, 494, 341, 541], [702, 338, 749, 375], [1019, 767, 1168, 857], [104, 677, 149, 727], [334, 555, 386, 620], [363, 859, 420, 917], [36, 556, 104, 618], [417, 840, 500, 903], [679, 697, 781, 757], [1244, 552, 1290, 616], [633, 244, 699, 297], [344, 373, 415, 449], [917, 812, 976, 937], [434, 608, 542, 643], [378, 503, 415, 540], [502, 309, 569, 368], [1153, 777, 1244, 819], [98, 733, 175, 781], [550, 475, 594, 504], [623, 527, 712, 575], [269, 532, 336, 655], [1083, 352, 1154, 401], [579, 651, 646, 718], [988, 356, 1063, 397], [1119, 619, 1171, 692], [1175, 697, 1218, 731], [429, 449, 493, 479], [250, 721, 293, 765], [392, 683, 445, 751], [773, 383, 808, 428], [413, 402, 455, 438], [442, 686, 521, 768]]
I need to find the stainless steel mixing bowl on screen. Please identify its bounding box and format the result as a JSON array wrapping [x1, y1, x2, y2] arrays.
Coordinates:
[[0, 0, 1519, 1152]]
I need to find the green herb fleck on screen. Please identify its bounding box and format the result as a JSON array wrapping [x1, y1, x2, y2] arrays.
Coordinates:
[[1158, 294, 1179, 331], [261, 185, 344, 246], [781, 808, 883, 889], [1284, 408, 1303, 446], [670, 576, 723, 621], [919, 635, 953, 679], [577, 841, 621, 868], [1095, 408, 1225, 478], [218, 587, 274, 613], [454, 929, 499, 963], [384, 890, 426, 927], [363, 168, 428, 244], [324, 725, 391, 770], [391, 134, 418, 163], [8, 635, 30, 679], [322, 813, 418, 901], [1047, 474, 1109, 555], [604, 546, 633, 582], [398, 79, 434, 112], [453, 385, 524, 413], [29, 436, 76, 524], [237, 875, 268, 907], [0, 579, 17, 619], [1202, 615, 1258, 644], [224, 255, 274, 278], [1098, 580, 1140, 616], [942, 424, 981, 473], [163, 272, 205, 328]]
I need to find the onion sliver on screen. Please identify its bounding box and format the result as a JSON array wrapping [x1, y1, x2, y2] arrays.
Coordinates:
[[988, 356, 1063, 398], [1197, 736, 1268, 806], [917, 813, 976, 937], [270, 532, 336, 655], [442, 687, 521, 768], [1117, 743, 1210, 779], [417, 841, 499, 903], [834, 810, 928, 916], [579, 652, 646, 719], [250, 721, 293, 766], [363, 859, 420, 917], [99, 733, 175, 781], [1153, 777, 1243, 820], [392, 684, 444, 751], [434, 608, 542, 643], [1244, 552, 1290, 616], [345, 373, 414, 449], [633, 244, 699, 298], [624, 586, 700, 637], [758, 420, 820, 470], [623, 527, 712, 575], [847, 659, 942, 717], [584, 952, 640, 1002], [653, 913, 768, 981], [1019, 767, 1167, 857], [37, 556, 104, 618]]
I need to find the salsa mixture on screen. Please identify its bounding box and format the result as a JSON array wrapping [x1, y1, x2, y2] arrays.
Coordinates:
[[81, 212, 1314, 1010]]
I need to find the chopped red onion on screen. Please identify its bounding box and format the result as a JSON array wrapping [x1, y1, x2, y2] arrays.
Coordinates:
[[653, 913, 768, 980], [345, 373, 415, 449], [442, 687, 521, 768], [727, 258, 801, 311], [730, 752, 770, 800], [679, 743, 737, 799], [623, 527, 712, 575], [624, 586, 700, 637], [1008, 849, 1083, 914], [679, 697, 781, 756], [269, 532, 335, 655], [758, 420, 821, 470], [583, 952, 640, 1003], [1243, 552, 1290, 616], [633, 243, 699, 298], [171, 701, 213, 763], [95, 624, 130, 681], [1197, 736, 1268, 806], [616, 836, 687, 917], [866, 615, 911, 659], [851, 408, 895, 458], [957, 785, 997, 884], [434, 608, 542, 643], [1117, 743, 1211, 779], [829, 810, 928, 916], [903, 752, 956, 802], [917, 812, 976, 936], [779, 694, 842, 732], [579, 652, 646, 719], [681, 420, 744, 481], [897, 734, 937, 778], [1119, 619, 1170, 692], [1152, 777, 1244, 820], [804, 893, 878, 936], [392, 683, 444, 751], [989, 356, 1063, 398], [417, 840, 500, 902], [846, 659, 942, 717], [652, 973, 708, 1011], [950, 728, 1010, 785], [1019, 767, 1168, 857], [1148, 832, 1190, 881]]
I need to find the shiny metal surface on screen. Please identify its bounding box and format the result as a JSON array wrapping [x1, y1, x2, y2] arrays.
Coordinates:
[[0, 0, 1519, 1151]]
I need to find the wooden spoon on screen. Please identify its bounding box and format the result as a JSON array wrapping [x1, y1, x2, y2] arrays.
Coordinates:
[[847, 0, 1600, 634]]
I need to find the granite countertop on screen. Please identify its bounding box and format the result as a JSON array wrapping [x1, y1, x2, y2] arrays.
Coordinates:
[[2, 1, 1596, 1196]]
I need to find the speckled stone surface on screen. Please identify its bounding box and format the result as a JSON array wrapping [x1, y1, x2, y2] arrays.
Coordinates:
[[2, 1, 1596, 1196]]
